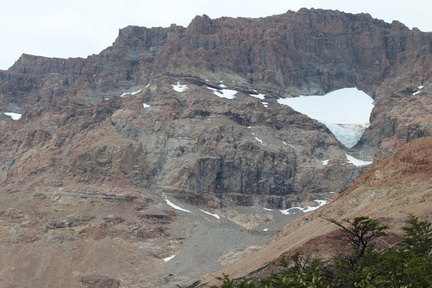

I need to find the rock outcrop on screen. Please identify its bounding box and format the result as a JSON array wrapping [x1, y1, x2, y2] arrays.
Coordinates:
[[0, 77, 352, 208], [203, 136, 432, 286], [2, 8, 431, 206]]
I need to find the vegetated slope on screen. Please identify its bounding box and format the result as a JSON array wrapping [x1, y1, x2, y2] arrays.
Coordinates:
[[202, 137, 432, 286]]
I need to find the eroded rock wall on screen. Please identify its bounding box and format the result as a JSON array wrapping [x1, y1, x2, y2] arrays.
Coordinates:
[[1, 8, 432, 206]]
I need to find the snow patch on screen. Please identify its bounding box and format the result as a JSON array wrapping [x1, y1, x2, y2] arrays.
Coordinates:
[[164, 194, 191, 213], [280, 199, 330, 215], [120, 89, 142, 97], [249, 93, 265, 100], [207, 87, 237, 99], [302, 200, 329, 212], [345, 154, 372, 167], [413, 85, 424, 96], [249, 93, 268, 107], [199, 209, 220, 219], [277, 88, 374, 148], [164, 255, 176, 262], [172, 82, 188, 92], [143, 103, 150, 108], [254, 137, 263, 144], [4, 112, 22, 120]]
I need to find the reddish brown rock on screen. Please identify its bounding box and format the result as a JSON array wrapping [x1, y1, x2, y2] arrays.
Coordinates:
[[203, 137, 432, 286]]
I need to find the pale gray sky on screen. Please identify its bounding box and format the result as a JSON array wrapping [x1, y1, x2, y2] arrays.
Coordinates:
[[1, 0, 431, 69]]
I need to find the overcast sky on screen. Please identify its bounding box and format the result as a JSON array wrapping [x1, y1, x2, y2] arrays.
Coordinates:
[[1, 0, 431, 70]]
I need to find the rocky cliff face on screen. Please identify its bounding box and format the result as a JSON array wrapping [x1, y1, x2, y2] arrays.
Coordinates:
[[5, 9, 430, 102], [0, 8, 432, 287], [2, 9, 431, 206], [204, 136, 432, 286], [0, 76, 352, 208]]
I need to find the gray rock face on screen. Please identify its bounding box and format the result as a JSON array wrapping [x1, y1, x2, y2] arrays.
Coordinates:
[[3, 9, 431, 103], [1, 8, 432, 207]]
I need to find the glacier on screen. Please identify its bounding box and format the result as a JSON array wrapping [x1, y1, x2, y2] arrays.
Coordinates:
[[277, 88, 374, 148]]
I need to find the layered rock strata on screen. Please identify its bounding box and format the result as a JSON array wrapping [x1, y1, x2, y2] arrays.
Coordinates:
[[2, 9, 431, 206]]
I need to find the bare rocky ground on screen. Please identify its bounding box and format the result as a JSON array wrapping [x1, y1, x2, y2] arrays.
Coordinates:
[[0, 179, 335, 287], [148, 199, 304, 288]]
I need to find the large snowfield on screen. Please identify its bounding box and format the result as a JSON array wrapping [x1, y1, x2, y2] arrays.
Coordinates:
[[194, 84, 373, 150], [278, 88, 374, 148]]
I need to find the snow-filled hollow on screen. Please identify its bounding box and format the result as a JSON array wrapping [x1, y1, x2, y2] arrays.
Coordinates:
[[278, 88, 374, 148]]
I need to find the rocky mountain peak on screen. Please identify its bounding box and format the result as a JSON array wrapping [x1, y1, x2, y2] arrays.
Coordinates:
[[186, 14, 214, 34], [112, 25, 185, 52]]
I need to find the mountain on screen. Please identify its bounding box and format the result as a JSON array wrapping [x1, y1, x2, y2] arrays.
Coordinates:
[[0, 8, 431, 287], [203, 136, 432, 286]]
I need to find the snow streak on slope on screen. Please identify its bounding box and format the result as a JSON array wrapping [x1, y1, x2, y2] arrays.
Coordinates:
[[120, 89, 142, 97], [278, 88, 374, 148], [164, 194, 191, 213], [199, 209, 220, 219], [280, 199, 330, 215], [164, 255, 176, 262]]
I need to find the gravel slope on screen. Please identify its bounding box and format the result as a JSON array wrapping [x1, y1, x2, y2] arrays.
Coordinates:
[[146, 196, 315, 287]]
